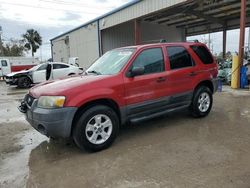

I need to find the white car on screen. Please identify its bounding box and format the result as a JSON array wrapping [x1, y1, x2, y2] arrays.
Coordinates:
[[5, 62, 83, 88]]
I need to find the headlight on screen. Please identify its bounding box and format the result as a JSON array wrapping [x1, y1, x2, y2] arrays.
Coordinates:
[[37, 96, 66, 109]]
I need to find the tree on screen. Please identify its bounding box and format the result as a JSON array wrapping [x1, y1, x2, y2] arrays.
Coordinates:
[[22, 29, 42, 57], [2, 39, 26, 56]]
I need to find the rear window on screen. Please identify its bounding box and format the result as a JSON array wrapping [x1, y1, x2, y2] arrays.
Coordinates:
[[191, 45, 213, 64]]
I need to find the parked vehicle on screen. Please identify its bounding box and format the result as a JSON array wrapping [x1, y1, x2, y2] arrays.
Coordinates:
[[5, 62, 83, 88], [218, 60, 232, 85], [0, 57, 39, 77], [0, 59, 11, 77], [19, 42, 218, 151]]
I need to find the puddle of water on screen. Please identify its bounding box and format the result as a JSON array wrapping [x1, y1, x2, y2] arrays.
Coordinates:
[[0, 100, 25, 124], [0, 130, 48, 188]]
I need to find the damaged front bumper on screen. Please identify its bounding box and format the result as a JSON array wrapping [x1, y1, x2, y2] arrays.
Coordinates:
[[18, 94, 77, 138]]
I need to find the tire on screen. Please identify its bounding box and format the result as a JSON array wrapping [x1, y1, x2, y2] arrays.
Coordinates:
[[17, 77, 32, 88], [189, 86, 213, 118], [73, 105, 119, 152]]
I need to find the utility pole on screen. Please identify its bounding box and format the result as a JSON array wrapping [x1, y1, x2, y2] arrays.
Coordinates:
[[0, 26, 3, 56], [208, 33, 211, 49], [248, 27, 250, 55]]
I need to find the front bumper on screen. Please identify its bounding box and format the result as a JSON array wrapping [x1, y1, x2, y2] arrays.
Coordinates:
[[19, 97, 77, 138], [5, 77, 18, 85]]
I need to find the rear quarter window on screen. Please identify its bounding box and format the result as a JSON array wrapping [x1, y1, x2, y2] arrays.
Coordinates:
[[191, 45, 214, 64]]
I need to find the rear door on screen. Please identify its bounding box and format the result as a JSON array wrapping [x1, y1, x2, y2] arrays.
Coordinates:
[[165, 46, 197, 104], [1, 59, 11, 76], [52, 63, 70, 79], [123, 47, 169, 117]]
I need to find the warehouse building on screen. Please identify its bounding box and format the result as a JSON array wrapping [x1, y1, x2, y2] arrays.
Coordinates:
[[51, 0, 249, 69]]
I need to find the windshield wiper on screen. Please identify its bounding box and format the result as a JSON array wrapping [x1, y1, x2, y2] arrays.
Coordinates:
[[86, 70, 102, 75]]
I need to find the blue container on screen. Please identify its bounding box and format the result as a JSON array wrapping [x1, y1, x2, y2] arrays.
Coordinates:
[[240, 66, 248, 88]]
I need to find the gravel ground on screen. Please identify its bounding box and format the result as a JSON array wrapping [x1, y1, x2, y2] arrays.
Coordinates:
[[0, 81, 250, 188]]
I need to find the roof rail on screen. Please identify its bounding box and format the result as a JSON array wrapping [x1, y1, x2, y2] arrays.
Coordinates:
[[187, 39, 200, 43], [140, 39, 167, 44]]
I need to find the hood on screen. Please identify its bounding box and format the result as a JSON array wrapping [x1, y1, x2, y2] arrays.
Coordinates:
[[7, 70, 30, 77], [29, 74, 110, 98]]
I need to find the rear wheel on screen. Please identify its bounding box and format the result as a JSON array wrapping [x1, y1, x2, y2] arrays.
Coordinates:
[[190, 86, 213, 118], [17, 77, 32, 88], [73, 105, 119, 152]]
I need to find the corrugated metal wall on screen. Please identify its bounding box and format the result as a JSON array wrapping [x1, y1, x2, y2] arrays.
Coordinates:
[[141, 22, 185, 43], [52, 37, 69, 63], [52, 21, 99, 69], [101, 21, 134, 53], [51, 0, 187, 68], [99, 0, 186, 30], [101, 21, 185, 53]]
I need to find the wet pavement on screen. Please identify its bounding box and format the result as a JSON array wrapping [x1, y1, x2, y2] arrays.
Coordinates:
[[0, 81, 250, 188]]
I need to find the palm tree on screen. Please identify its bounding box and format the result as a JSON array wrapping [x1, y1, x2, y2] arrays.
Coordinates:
[[22, 29, 42, 57]]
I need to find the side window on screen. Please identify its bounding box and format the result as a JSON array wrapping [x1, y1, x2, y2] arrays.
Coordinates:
[[53, 64, 69, 69], [1, 60, 8, 67], [37, 64, 48, 71], [191, 45, 213, 64], [167, 46, 193, 70], [132, 48, 164, 75]]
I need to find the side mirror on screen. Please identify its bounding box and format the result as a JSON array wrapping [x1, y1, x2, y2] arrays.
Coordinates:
[[128, 67, 145, 77]]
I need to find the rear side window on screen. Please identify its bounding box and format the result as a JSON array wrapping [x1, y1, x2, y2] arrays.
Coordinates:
[[132, 48, 164, 75], [1, 60, 7, 67], [53, 64, 69, 69], [191, 45, 213, 64], [167, 46, 193, 70]]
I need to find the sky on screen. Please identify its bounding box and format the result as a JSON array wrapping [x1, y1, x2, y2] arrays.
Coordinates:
[[0, 0, 249, 61], [187, 28, 250, 56], [0, 0, 131, 60]]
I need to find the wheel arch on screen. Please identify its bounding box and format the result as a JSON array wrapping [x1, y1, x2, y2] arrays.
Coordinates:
[[71, 98, 121, 136], [194, 80, 214, 94]]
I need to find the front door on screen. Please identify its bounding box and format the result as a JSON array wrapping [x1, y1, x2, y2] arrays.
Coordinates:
[[123, 47, 168, 117], [32, 63, 48, 83]]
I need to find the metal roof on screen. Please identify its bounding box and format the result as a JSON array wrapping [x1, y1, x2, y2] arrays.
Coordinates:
[[50, 0, 142, 41], [51, 0, 250, 41], [142, 0, 250, 36]]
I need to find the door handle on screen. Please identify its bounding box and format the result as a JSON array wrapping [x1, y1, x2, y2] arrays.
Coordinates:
[[156, 77, 166, 83], [189, 71, 197, 77]]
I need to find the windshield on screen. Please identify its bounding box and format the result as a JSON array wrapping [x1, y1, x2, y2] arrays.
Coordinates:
[[86, 48, 135, 75], [29, 64, 40, 71]]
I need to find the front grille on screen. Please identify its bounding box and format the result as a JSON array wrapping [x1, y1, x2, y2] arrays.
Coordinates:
[[24, 94, 35, 107]]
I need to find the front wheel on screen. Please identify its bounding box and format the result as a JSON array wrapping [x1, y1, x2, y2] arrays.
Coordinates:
[[73, 105, 119, 152], [17, 77, 32, 88], [190, 86, 213, 118]]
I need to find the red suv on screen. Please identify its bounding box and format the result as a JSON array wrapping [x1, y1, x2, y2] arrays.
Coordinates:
[[19, 42, 218, 151]]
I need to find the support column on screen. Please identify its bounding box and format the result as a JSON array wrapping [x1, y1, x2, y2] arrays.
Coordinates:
[[134, 19, 141, 45], [222, 27, 227, 59], [97, 20, 102, 57], [239, 0, 246, 66], [237, 0, 246, 88]]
